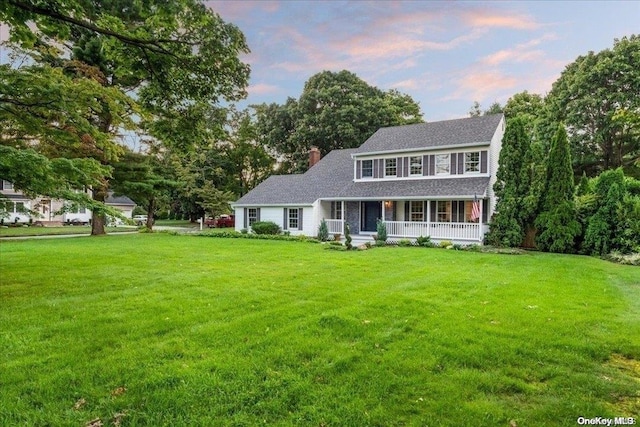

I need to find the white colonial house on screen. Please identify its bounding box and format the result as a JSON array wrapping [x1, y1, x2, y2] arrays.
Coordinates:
[[0, 180, 135, 225], [231, 114, 505, 244]]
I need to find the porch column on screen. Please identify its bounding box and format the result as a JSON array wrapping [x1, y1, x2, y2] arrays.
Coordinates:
[[478, 199, 483, 243], [341, 200, 345, 234]]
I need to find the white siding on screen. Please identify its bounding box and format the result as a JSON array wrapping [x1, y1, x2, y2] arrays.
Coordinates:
[[234, 205, 316, 236], [487, 116, 505, 218]]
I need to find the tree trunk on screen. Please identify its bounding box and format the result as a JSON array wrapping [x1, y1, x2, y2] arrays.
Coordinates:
[[91, 182, 108, 235], [146, 197, 156, 230]]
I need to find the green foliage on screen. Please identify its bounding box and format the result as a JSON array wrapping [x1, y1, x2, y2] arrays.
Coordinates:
[[250, 221, 281, 235], [254, 70, 423, 173], [416, 235, 433, 247], [344, 223, 353, 250], [488, 117, 538, 247], [317, 219, 330, 242], [397, 239, 412, 247], [375, 240, 387, 247], [535, 126, 580, 253], [582, 169, 640, 255], [544, 35, 640, 176], [375, 219, 388, 242], [439, 240, 453, 248]]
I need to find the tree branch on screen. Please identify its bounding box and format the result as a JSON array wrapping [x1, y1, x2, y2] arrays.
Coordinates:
[[7, 0, 190, 57]]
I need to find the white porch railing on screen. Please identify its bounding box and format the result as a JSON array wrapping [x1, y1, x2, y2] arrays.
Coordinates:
[[385, 221, 482, 241], [325, 219, 344, 234]]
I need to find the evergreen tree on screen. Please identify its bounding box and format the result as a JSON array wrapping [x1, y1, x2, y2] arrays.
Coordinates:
[[535, 126, 581, 253], [487, 117, 531, 246], [583, 168, 626, 255]]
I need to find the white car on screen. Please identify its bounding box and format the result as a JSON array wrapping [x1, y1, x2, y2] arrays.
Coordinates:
[[133, 215, 148, 225]]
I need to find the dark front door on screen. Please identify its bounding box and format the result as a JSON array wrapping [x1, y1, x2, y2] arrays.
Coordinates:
[[361, 201, 381, 232]]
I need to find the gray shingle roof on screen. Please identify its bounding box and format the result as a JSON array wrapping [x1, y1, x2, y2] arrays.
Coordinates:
[[234, 115, 499, 206], [106, 193, 136, 206], [355, 114, 503, 154]]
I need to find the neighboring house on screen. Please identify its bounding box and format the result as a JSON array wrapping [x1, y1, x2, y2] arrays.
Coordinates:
[[0, 181, 135, 225], [232, 114, 505, 244]]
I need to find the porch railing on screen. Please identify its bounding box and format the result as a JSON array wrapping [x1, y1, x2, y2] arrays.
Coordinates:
[[324, 219, 344, 234], [385, 221, 482, 241]]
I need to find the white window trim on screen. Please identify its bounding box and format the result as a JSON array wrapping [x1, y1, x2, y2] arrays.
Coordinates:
[[384, 158, 397, 177], [409, 156, 422, 176], [248, 208, 258, 226], [288, 208, 299, 230], [435, 154, 450, 175], [361, 159, 373, 179], [464, 151, 480, 174]]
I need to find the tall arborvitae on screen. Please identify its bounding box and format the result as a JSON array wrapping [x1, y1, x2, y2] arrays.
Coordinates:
[[487, 117, 531, 246], [535, 125, 580, 253]]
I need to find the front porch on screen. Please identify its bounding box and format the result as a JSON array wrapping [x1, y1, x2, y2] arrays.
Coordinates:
[[321, 199, 489, 244]]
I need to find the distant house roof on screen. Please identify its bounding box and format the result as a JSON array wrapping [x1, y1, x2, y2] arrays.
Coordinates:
[[354, 114, 503, 154], [106, 193, 135, 206]]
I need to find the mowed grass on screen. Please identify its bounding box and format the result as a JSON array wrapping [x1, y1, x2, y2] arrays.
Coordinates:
[[1, 234, 639, 426], [0, 226, 134, 237]]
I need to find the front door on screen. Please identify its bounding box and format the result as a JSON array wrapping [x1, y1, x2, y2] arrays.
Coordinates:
[[361, 201, 381, 232]]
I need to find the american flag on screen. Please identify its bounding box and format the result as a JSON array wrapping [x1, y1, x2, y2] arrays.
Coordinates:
[[470, 198, 481, 222]]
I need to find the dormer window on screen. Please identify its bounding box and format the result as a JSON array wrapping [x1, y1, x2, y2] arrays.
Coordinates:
[[465, 152, 480, 173], [361, 160, 373, 178], [385, 158, 397, 177], [435, 154, 450, 175], [410, 156, 422, 175]]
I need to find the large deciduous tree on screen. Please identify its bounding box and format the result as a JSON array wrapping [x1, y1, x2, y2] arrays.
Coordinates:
[[0, 0, 250, 234], [544, 35, 640, 177], [255, 70, 423, 173]]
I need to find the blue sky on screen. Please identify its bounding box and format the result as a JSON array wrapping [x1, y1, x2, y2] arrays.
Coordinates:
[[207, 0, 639, 121]]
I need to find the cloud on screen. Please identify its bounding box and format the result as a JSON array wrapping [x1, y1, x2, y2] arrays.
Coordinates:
[[444, 71, 519, 102], [481, 34, 558, 66], [248, 83, 280, 96], [461, 9, 540, 30], [206, 1, 280, 20]]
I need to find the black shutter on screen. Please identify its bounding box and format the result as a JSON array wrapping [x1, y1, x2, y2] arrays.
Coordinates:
[[397, 157, 402, 178], [482, 199, 488, 223], [457, 153, 464, 175], [423, 201, 427, 222], [423, 155, 429, 176], [298, 208, 303, 230], [430, 201, 436, 222], [403, 157, 409, 177], [451, 153, 457, 174], [330, 202, 335, 219], [356, 161, 361, 179], [373, 159, 379, 178], [243, 208, 247, 229], [404, 201, 410, 221], [283, 208, 288, 230], [429, 155, 435, 176], [480, 150, 488, 173], [452, 201, 458, 222], [256, 208, 261, 222]]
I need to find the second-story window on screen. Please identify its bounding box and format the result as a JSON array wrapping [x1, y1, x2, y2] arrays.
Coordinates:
[[410, 156, 422, 175], [435, 154, 450, 175], [465, 152, 480, 173], [361, 160, 373, 178], [385, 158, 397, 177]]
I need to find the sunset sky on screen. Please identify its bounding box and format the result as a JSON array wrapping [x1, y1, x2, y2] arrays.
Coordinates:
[[207, 1, 639, 121]]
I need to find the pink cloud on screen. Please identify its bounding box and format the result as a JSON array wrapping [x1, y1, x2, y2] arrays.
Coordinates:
[[444, 71, 518, 102], [249, 83, 280, 96], [462, 10, 540, 30], [481, 34, 558, 66]]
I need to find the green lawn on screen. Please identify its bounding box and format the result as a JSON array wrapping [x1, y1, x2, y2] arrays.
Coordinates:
[[0, 225, 135, 237], [1, 234, 638, 426]]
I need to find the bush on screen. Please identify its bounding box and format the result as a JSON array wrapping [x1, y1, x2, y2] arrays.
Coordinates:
[[317, 219, 329, 241], [416, 235, 432, 247], [345, 223, 353, 250], [251, 221, 281, 235], [376, 219, 388, 242], [375, 239, 386, 247], [240, 228, 248, 234], [439, 240, 453, 248], [398, 239, 412, 247]]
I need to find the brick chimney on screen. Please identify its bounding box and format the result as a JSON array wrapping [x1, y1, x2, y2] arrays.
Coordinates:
[[309, 146, 321, 168]]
